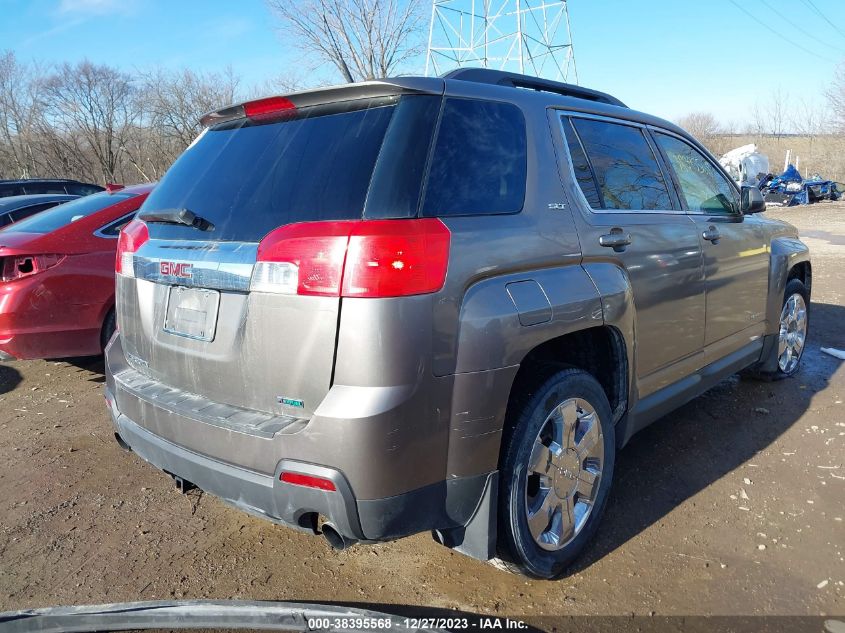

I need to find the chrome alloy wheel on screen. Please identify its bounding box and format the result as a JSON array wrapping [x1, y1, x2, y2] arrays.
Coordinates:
[[525, 398, 603, 551], [778, 293, 808, 374]]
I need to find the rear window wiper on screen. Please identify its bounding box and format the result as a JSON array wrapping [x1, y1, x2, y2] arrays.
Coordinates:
[[137, 208, 214, 231]]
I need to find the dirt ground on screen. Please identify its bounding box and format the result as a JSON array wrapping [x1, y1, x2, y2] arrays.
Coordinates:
[[0, 204, 843, 620]]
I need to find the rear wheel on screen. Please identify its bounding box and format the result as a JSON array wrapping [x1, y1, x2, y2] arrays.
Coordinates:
[[100, 308, 116, 352], [497, 368, 615, 578]]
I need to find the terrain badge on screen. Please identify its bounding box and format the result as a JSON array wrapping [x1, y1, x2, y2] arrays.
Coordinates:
[[278, 396, 304, 408]]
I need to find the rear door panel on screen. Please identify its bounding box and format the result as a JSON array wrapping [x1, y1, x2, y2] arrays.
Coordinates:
[[555, 113, 706, 396]]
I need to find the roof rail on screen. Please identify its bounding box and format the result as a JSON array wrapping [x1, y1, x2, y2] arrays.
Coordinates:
[[442, 68, 627, 108]]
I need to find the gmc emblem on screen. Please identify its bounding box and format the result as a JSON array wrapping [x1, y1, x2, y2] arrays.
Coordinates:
[[160, 261, 193, 278]]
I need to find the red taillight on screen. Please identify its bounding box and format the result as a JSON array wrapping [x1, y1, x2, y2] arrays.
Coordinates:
[[254, 221, 351, 296], [251, 219, 451, 298], [280, 472, 337, 491], [105, 183, 125, 193], [243, 96, 296, 120], [343, 219, 451, 298], [1, 254, 64, 282], [116, 219, 149, 276]]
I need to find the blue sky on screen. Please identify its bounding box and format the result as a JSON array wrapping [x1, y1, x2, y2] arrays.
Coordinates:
[[2, 0, 845, 127]]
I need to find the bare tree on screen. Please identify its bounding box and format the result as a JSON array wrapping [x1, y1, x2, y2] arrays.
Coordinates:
[[40, 60, 140, 182], [266, 0, 425, 83], [826, 60, 845, 133], [141, 67, 239, 149], [791, 98, 828, 138], [676, 112, 722, 142], [0, 51, 47, 178], [122, 67, 241, 180], [750, 87, 790, 139]]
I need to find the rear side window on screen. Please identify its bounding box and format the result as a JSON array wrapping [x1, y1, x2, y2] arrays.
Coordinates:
[[23, 183, 66, 194], [561, 118, 602, 208], [9, 202, 61, 222], [570, 118, 672, 211], [143, 98, 399, 242], [67, 184, 104, 196], [4, 192, 131, 234], [654, 132, 739, 215], [423, 98, 527, 216], [0, 185, 25, 197], [99, 212, 136, 237]]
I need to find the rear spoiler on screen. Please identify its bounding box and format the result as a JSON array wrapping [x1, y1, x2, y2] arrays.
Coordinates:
[[199, 77, 445, 128]]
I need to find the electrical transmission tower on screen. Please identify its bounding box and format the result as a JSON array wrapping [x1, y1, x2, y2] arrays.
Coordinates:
[[425, 0, 579, 83]]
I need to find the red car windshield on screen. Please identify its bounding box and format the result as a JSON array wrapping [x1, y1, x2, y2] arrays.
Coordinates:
[[3, 191, 136, 235]]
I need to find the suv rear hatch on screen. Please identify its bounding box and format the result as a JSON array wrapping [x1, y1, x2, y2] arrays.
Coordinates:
[[115, 83, 443, 420]]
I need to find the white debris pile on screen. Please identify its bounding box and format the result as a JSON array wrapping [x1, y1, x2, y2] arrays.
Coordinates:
[[720, 144, 770, 187]]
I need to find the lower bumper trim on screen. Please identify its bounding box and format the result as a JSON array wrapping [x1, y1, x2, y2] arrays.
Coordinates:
[[114, 413, 365, 540]]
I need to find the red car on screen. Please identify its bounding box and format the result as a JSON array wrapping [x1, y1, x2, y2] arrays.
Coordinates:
[[0, 183, 154, 360]]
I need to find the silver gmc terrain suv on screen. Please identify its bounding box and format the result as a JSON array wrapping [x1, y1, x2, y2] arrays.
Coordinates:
[[105, 68, 811, 578]]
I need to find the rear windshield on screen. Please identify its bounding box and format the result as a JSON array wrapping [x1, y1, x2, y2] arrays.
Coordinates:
[[4, 192, 135, 234], [142, 97, 405, 242]]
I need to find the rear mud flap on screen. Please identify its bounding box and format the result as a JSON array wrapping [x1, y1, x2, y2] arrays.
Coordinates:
[[433, 471, 498, 561]]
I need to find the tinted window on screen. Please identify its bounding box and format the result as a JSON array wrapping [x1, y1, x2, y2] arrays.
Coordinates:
[[9, 202, 61, 222], [364, 96, 440, 219], [423, 98, 527, 216], [143, 98, 398, 242], [99, 212, 136, 236], [654, 132, 739, 215], [5, 192, 133, 234], [571, 118, 672, 211], [23, 184, 66, 194], [562, 117, 602, 208], [0, 185, 25, 197], [67, 184, 104, 196]]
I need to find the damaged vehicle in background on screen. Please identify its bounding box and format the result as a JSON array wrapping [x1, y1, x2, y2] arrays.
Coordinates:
[[105, 69, 811, 579], [0, 184, 154, 361]]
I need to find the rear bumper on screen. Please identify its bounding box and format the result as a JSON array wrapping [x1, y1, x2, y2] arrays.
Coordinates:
[[106, 392, 365, 539], [104, 335, 493, 543]]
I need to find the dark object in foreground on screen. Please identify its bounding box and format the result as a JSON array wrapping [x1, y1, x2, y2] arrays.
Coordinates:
[[0, 600, 446, 633]]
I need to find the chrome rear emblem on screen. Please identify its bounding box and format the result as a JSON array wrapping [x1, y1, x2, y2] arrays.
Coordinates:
[[159, 261, 193, 278]]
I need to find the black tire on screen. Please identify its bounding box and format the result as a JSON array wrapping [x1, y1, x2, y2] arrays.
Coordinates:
[[497, 367, 615, 579], [100, 308, 117, 351], [747, 278, 809, 381]]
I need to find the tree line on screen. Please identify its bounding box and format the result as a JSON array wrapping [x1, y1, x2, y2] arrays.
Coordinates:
[[0, 51, 241, 184]]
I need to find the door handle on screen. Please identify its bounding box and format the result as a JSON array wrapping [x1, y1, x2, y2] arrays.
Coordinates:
[[599, 228, 632, 252], [702, 226, 721, 243]]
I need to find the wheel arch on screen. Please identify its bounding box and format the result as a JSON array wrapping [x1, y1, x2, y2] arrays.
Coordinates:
[[766, 237, 811, 333], [504, 325, 629, 430]]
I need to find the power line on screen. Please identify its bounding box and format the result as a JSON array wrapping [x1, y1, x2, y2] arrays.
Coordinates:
[[799, 0, 845, 42], [726, 0, 836, 63], [757, 0, 845, 52]]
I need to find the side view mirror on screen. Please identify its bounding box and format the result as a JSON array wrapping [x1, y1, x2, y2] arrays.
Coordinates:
[[741, 186, 766, 214]]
